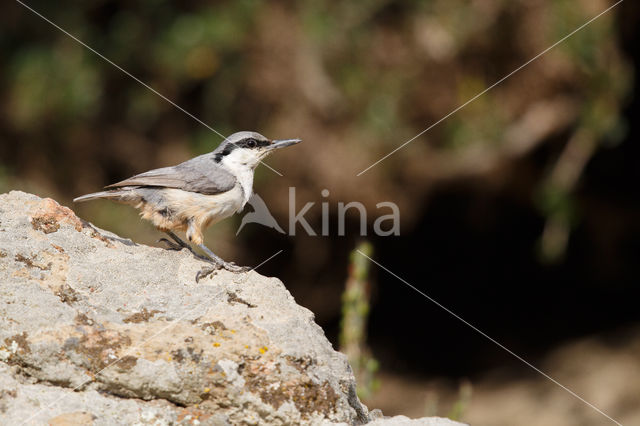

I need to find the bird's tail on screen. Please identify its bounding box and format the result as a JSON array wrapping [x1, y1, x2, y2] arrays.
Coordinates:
[[73, 190, 137, 203]]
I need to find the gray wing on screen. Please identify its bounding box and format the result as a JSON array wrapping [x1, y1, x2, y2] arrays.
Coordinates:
[[105, 154, 236, 195]]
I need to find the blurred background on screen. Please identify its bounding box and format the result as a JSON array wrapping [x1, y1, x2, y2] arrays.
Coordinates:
[[1, 0, 639, 424]]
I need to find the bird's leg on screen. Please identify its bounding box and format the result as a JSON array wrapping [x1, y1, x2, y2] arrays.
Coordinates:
[[158, 231, 209, 261], [195, 244, 250, 282], [158, 230, 190, 250]]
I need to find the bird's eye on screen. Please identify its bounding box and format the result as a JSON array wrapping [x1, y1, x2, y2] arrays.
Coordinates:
[[247, 139, 257, 148]]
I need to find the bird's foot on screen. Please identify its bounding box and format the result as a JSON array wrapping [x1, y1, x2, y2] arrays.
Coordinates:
[[194, 243, 250, 282], [195, 261, 250, 282]]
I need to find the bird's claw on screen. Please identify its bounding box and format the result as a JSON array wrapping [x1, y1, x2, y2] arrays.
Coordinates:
[[195, 261, 250, 282], [226, 262, 251, 273], [216, 260, 248, 272], [196, 266, 218, 282]]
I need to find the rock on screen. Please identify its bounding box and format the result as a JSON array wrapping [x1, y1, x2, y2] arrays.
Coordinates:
[[0, 191, 465, 426], [368, 416, 466, 426]]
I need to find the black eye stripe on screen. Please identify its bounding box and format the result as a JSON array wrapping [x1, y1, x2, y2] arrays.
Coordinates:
[[213, 137, 269, 162], [239, 138, 269, 148]]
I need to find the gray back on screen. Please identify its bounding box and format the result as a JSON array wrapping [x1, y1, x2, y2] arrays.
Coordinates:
[[106, 153, 237, 195]]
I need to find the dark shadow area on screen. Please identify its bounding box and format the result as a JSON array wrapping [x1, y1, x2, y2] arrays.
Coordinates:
[[244, 5, 640, 382]]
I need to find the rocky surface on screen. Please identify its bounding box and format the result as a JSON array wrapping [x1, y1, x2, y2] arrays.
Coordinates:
[[0, 191, 465, 426]]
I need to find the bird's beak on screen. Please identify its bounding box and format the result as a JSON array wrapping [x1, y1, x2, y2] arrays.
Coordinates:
[[268, 138, 302, 150]]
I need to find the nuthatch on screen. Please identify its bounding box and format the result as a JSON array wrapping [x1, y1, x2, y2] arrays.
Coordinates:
[[74, 131, 300, 280]]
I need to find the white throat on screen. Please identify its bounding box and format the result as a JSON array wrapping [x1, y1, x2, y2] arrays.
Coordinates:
[[220, 150, 258, 206]]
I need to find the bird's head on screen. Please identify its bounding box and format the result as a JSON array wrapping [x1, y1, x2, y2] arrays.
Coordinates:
[[213, 131, 301, 169]]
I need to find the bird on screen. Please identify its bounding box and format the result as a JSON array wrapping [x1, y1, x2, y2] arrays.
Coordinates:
[[74, 131, 301, 281]]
